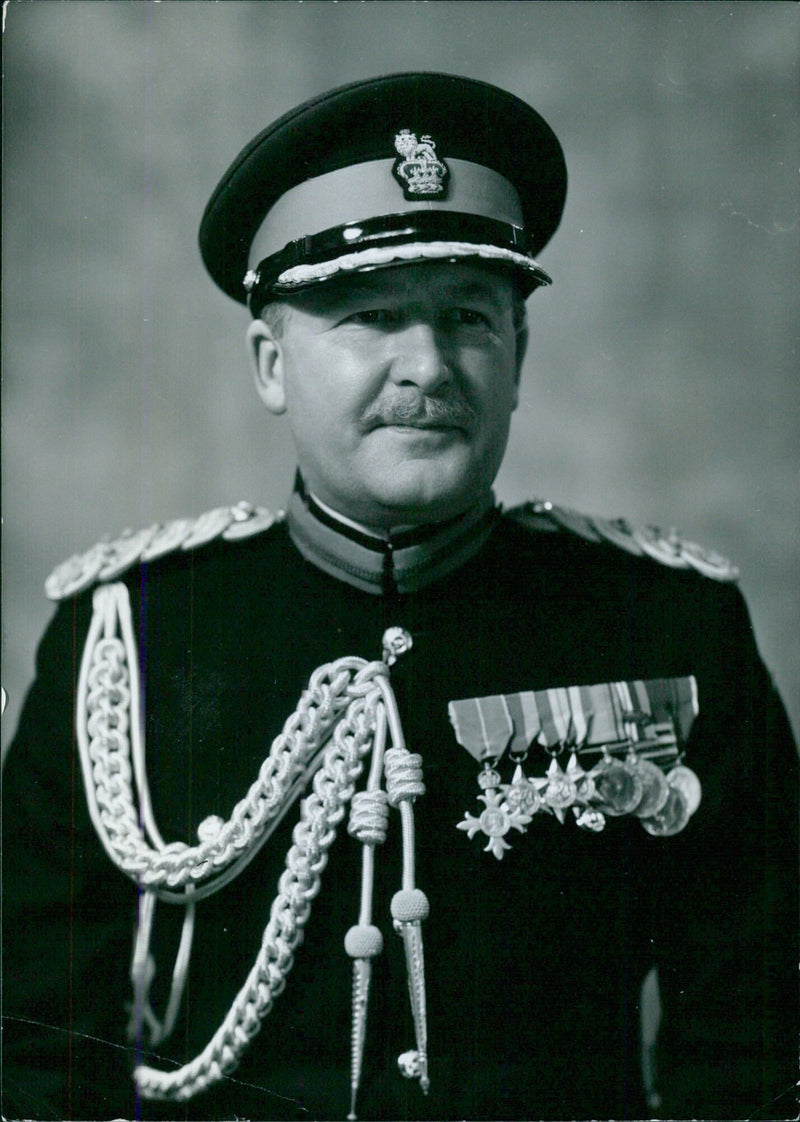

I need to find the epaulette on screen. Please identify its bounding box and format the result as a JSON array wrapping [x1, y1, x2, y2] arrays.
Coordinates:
[[45, 501, 280, 602], [506, 500, 739, 582]]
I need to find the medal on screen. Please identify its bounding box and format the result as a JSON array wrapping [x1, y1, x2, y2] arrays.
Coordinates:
[[590, 752, 644, 816], [640, 785, 690, 837], [536, 756, 578, 822], [566, 752, 596, 803], [450, 677, 702, 856], [502, 764, 543, 816], [457, 763, 534, 859], [451, 696, 540, 859], [666, 764, 702, 816], [631, 757, 671, 818]]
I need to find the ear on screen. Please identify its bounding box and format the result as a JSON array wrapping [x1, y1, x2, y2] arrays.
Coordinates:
[[247, 318, 287, 414], [511, 322, 529, 411]]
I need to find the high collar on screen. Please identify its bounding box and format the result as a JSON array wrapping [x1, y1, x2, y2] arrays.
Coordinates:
[[285, 477, 499, 596]]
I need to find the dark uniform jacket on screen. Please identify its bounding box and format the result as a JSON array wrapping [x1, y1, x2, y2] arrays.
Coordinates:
[[3, 492, 797, 1121]]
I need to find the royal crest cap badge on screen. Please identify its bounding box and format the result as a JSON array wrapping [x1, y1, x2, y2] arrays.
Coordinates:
[[392, 130, 449, 199]]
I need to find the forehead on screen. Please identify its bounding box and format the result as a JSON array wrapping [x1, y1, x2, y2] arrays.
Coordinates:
[[284, 261, 517, 315]]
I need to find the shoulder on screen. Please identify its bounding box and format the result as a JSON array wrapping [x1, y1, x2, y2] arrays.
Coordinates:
[[45, 501, 284, 601], [502, 499, 740, 583]]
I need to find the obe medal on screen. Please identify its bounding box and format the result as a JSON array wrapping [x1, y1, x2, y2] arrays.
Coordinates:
[[457, 764, 534, 859]]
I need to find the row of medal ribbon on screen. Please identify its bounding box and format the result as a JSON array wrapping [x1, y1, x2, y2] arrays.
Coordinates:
[[449, 677, 701, 858]]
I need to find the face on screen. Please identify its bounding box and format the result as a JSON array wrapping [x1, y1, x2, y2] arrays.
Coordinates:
[[249, 261, 526, 530]]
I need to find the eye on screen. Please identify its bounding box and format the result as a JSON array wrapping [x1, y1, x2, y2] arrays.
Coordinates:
[[345, 308, 402, 328], [444, 307, 493, 330]]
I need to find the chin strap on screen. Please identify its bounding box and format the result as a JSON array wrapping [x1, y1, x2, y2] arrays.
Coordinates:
[[76, 583, 426, 1112]]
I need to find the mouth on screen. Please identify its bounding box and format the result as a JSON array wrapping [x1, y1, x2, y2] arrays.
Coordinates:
[[373, 420, 469, 441]]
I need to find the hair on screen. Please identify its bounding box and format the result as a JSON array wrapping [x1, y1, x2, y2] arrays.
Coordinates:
[[260, 301, 290, 339]]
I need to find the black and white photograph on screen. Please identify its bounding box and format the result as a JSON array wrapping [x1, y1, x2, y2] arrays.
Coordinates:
[[2, 3, 798, 1119]]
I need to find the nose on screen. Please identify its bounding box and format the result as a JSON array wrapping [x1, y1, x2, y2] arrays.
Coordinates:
[[388, 322, 452, 393]]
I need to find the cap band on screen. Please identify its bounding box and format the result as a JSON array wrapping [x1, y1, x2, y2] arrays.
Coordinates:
[[248, 157, 525, 267]]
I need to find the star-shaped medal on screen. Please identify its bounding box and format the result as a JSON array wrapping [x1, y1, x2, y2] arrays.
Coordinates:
[[501, 764, 543, 816], [565, 752, 596, 804], [532, 758, 578, 823]]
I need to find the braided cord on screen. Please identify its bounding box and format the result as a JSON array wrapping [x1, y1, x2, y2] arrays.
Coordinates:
[[75, 582, 408, 1102], [77, 584, 368, 894], [134, 682, 384, 1100]]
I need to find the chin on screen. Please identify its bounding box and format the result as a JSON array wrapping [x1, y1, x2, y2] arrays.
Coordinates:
[[370, 478, 480, 526]]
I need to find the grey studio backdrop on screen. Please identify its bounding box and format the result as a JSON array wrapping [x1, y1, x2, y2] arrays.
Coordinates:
[[2, 0, 798, 759]]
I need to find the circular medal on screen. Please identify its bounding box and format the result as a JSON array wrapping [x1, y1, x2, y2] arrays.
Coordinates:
[[631, 759, 671, 818], [666, 765, 702, 816], [591, 758, 644, 816], [640, 785, 690, 837]]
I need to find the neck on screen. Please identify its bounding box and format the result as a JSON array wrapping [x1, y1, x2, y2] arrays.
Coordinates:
[[287, 475, 498, 595]]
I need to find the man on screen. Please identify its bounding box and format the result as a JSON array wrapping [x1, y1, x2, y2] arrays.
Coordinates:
[[3, 72, 797, 1121]]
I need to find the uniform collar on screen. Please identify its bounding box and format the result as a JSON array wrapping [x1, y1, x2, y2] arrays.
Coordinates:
[[286, 475, 498, 595]]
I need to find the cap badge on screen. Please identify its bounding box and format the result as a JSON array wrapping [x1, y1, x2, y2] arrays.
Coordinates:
[[392, 130, 449, 199]]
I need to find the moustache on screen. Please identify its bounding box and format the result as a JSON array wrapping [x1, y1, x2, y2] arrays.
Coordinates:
[[361, 393, 478, 430]]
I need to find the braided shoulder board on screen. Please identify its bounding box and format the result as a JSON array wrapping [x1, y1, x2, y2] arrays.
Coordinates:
[[507, 500, 739, 582], [45, 501, 280, 601]]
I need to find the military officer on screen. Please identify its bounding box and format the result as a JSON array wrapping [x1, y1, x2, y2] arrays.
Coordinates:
[[3, 72, 797, 1121]]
